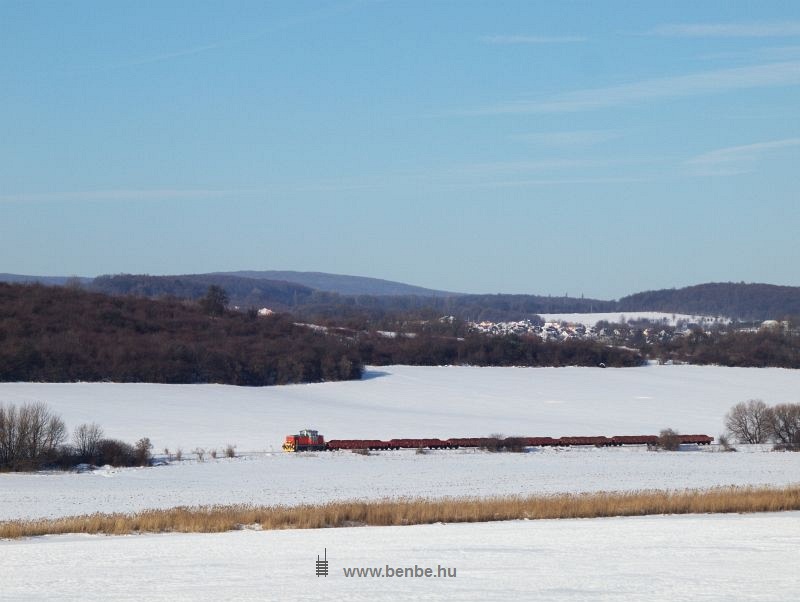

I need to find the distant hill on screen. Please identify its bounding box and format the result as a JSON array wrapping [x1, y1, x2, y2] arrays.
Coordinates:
[[90, 274, 317, 309], [0, 282, 362, 385], [0, 273, 91, 286], [1, 273, 797, 321], [215, 270, 457, 297], [618, 283, 800, 321]]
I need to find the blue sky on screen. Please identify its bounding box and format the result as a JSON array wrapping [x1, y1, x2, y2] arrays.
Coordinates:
[[1, 1, 798, 298]]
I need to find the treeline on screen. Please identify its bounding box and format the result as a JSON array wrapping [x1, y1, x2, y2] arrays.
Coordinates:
[[0, 284, 642, 387], [651, 329, 800, 369], [0, 401, 153, 471], [357, 332, 643, 368], [619, 282, 800, 321], [0, 283, 362, 385]]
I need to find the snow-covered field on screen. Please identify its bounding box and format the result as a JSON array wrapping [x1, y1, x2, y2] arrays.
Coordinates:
[[1, 364, 798, 451], [3, 365, 799, 600], [1, 365, 799, 521], [2, 446, 799, 521], [2, 512, 798, 601], [537, 311, 728, 326]]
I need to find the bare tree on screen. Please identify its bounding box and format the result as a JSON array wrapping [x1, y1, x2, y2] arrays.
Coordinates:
[[73, 423, 104, 458], [134, 438, 153, 466], [725, 399, 773, 444], [769, 403, 800, 448], [0, 402, 66, 469]]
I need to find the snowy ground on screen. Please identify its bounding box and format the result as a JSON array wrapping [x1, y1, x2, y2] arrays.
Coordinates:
[[2, 512, 798, 601], [2, 446, 799, 521], [1, 364, 798, 452], [3, 364, 799, 521], [2, 365, 798, 599], [537, 311, 728, 327]]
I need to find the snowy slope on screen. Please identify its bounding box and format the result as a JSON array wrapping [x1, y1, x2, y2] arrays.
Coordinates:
[[2, 446, 799, 521], [537, 311, 727, 326], [2, 365, 799, 522], [2, 512, 798, 601], [0, 365, 798, 451]]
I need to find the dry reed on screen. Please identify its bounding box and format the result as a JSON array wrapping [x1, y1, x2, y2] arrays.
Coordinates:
[[2, 485, 799, 540]]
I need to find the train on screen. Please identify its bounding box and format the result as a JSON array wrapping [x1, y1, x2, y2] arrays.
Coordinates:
[[282, 429, 713, 452]]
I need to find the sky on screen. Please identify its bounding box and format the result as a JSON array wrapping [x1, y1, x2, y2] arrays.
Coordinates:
[[1, 1, 799, 299]]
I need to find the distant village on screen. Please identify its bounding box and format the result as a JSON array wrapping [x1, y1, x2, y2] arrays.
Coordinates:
[[465, 316, 793, 345]]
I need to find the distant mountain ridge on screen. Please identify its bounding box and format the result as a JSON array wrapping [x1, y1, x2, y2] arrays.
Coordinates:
[[0, 273, 91, 286], [0, 273, 797, 320], [214, 270, 457, 297]]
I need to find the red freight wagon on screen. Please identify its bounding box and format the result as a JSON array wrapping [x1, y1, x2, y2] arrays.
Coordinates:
[[327, 439, 389, 450], [678, 434, 714, 445], [610, 435, 659, 446], [522, 437, 559, 447], [557, 436, 611, 446]]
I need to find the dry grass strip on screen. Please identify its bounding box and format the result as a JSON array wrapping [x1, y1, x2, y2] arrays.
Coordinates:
[[2, 485, 799, 540]]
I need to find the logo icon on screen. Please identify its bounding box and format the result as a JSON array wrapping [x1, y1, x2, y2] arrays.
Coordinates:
[[316, 548, 329, 577]]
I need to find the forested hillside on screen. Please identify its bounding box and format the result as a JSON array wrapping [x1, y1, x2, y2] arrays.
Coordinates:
[[619, 283, 800, 321], [0, 283, 362, 385]]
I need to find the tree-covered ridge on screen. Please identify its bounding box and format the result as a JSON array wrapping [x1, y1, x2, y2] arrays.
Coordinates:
[[618, 283, 800, 321], [2, 273, 799, 321], [0, 283, 362, 385], [0, 283, 645, 385]]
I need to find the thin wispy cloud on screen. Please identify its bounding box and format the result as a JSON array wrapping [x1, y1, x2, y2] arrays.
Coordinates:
[[467, 175, 650, 188], [459, 158, 608, 174], [95, 0, 368, 72], [513, 130, 620, 147], [699, 45, 800, 62], [481, 34, 586, 44], [461, 61, 800, 115], [687, 138, 800, 176], [649, 21, 800, 38], [0, 189, 262, 203], [107, 44, 224, 70]]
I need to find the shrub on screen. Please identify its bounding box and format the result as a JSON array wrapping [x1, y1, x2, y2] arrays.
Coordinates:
[[502, 437, 527, 453], [97, 439, 136, 466], [717, 434, 736, 452], [657, 429, 682, 451], [193, 448, 206, 462], [482, 433, 504, 452], [210, 449, 218, 459], [225, 444, 236, 458]]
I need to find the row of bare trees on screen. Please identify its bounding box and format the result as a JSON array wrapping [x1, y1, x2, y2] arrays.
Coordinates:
[[0, 402, 151, 471], [724, 399, 800, 448], [0, 402, 66, 470]]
